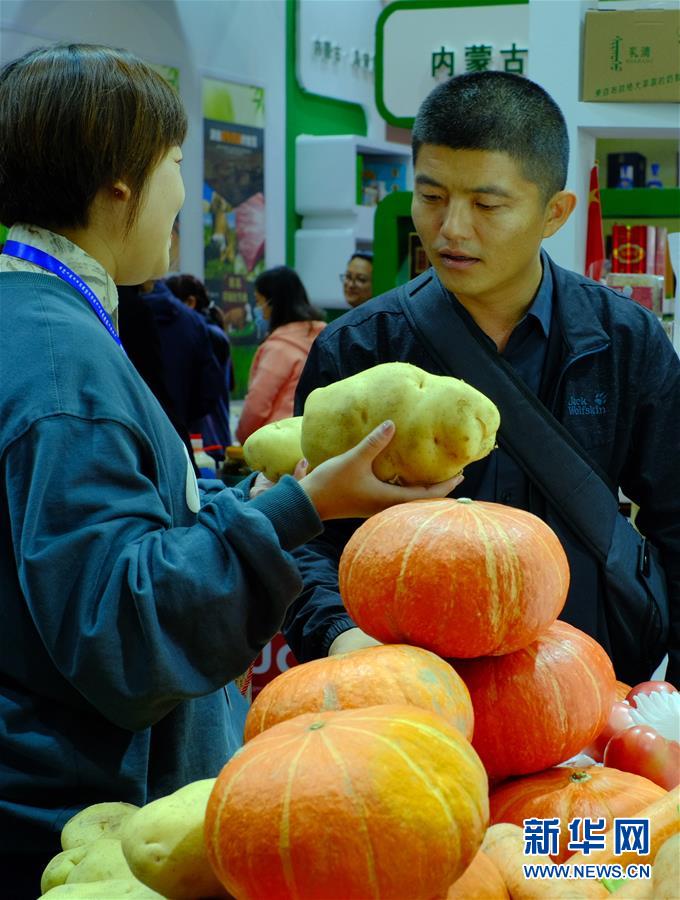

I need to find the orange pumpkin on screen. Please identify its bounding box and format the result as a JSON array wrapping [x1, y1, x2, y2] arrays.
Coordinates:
[[205, 705, 489, 900], [490, 766, 666, 863], [339, 498, 569, 658], [244, 643, 474, 742], [452, 621, 616, 780], [615, 680, 632, 701], [447, 848, 509, 899]]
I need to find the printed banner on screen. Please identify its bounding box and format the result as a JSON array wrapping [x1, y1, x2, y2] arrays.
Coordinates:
[[376, 0, 529, 127], [202, 78, 266, 399], [251, 632, 298, 699]]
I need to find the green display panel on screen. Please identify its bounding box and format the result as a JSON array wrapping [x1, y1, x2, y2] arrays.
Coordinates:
[[601, 189, 680, 219], [373, 191, 416, 296]]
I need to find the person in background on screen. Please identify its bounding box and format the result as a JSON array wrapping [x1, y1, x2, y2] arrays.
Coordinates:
[[284, 70, 680, 686], [341, 251, 373, 308], [0, 44, 461, 897], [139, 276, 225, 447], [166, 272, 234, 457], [117, 283, 199, 473], [235, 266, 326, 444]]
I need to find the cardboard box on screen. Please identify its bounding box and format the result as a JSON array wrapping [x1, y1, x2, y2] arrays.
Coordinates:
[[582, 9, 680, 102], [606, 273, 664, 314]]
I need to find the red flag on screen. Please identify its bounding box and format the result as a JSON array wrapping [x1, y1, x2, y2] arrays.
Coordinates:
[[585, 163, 606, 282]]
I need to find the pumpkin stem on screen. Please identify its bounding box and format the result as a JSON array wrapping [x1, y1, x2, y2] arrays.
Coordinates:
[[308, 722, 325, 731], [569, 770, 593, 784], [457, 497, 473, 504]]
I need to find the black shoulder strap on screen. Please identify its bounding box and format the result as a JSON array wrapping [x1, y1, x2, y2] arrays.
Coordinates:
[[398, 271, 619, 562]]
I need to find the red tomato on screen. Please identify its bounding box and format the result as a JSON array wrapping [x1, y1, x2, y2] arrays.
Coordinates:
[[582, 700, 636, 762], [626, 680, 678, 707], [603, 725, 680, 790]]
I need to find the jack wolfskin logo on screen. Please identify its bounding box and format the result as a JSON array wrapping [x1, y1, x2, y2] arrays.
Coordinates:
[[568, 393, 608, 416]]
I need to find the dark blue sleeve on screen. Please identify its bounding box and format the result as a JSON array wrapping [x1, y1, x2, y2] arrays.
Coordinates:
[[191, 315, 226, 423], [6, 417, 321, 732], [285, 332, 362, 661], [283, 519, 360, 661]]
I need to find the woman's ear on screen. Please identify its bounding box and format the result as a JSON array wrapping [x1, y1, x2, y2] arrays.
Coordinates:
[[111, 180, 132, 202], [87, 180, 131, 232], [542, 190, 577, 239]]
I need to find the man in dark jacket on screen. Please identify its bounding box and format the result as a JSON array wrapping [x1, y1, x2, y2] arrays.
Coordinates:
[[284, 71, 680, 687]]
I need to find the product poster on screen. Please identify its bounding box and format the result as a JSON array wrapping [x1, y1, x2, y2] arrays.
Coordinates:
[[202, 77, 265, 399]]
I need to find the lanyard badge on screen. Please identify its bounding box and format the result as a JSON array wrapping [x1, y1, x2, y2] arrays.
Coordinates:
[[2, 240, 125, 350]]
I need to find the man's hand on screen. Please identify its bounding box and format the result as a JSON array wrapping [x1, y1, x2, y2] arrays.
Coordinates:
[[328, 628, 381, 656]]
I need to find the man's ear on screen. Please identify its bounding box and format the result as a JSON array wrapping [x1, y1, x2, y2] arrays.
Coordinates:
[[543, 190, 577, 239]]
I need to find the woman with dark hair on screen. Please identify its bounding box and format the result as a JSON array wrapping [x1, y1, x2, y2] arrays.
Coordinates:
[[341, 250, 373, 307], [166, 272, 227, 335], [235, 266, 326, 443], [0, 45, 460, 894]]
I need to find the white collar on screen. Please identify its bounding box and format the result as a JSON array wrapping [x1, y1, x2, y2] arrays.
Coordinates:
[[1, 223, 119, 326]]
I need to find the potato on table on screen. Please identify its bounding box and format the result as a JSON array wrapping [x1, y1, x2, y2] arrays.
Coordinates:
[[301, 362, 500, 485], [60, 801, 139, 850], [40, 837, 133, 894], [121, 778, 229, 899]]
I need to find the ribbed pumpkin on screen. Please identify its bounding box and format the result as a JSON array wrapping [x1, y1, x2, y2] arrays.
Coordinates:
[[490, 766, 666, 863], [452, 621, 616, 780], [244, 643, 474, 742], [446, 849, 509, 899], [338, 498, 569, 658], [615, 680, 632, 701], [205, 705, 489, 900]]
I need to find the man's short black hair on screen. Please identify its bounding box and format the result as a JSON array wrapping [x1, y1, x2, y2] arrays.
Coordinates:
[[412, 71, 568, 202]]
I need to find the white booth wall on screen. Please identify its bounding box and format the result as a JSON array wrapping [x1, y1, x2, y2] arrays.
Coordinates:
[[1, 0, 677, 278], [0, 0, 287, 276]]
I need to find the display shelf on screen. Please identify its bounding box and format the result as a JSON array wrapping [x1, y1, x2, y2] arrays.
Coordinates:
[[294, 227, 358, 308], [601, 188, 680, 219], [298, 203, 375, 243], [295, 134, 412, 218], [295, 134, 412, 308]]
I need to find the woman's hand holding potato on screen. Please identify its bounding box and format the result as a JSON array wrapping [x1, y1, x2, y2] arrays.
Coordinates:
[[298, 419, 463, 520]]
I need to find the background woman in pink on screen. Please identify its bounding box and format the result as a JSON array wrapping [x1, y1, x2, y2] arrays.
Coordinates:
[[236, 266, 326, 443]]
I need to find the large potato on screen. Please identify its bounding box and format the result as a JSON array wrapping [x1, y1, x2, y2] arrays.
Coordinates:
[[61, 801, 139, 850], [242, 416, 303, 482], [120, 778, 229, 899], [301, 362, 500, 485], [41, 838, 133, 894]]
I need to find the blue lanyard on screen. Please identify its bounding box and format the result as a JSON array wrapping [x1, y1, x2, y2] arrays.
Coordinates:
[[2, 240, 124, 349]]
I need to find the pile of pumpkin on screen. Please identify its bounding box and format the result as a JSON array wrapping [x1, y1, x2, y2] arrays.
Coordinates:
[[40, 498, 679, 899]]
